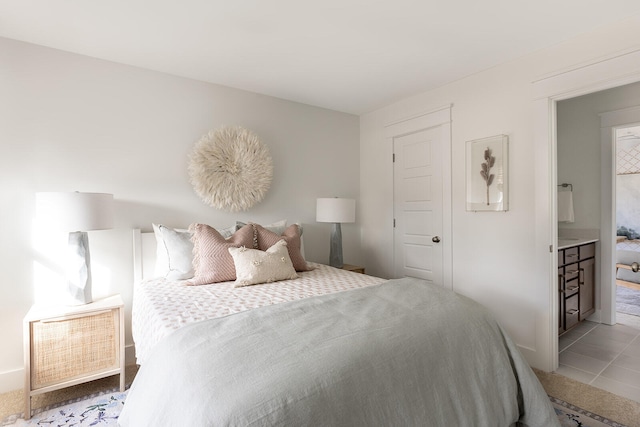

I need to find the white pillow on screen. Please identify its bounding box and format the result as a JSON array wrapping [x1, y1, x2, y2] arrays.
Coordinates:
[[153, 223, 235, 280], [229, 239, 298, 287]]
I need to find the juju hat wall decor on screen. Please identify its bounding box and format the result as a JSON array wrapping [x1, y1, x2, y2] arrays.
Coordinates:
[[188, 125, 273, 212]]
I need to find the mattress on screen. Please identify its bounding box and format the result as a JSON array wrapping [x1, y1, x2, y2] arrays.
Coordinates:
[[121, 277, 560, 426], [132, 262, 385, 364]]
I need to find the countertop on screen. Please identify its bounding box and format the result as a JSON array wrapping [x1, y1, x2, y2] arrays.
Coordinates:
[[558, 237, 599, 250]]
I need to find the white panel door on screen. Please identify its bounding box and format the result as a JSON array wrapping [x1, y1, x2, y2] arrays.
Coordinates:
[[393, 127, 443, 284]]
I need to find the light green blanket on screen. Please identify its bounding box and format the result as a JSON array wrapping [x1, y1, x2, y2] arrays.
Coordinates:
[[119, 278, 559, 426]]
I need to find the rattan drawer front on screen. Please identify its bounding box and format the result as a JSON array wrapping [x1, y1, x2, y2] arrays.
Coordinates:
[[30, 310, 118, 389]]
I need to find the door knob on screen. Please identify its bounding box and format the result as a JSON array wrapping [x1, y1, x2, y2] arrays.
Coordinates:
[[432, 236, 440, 243]]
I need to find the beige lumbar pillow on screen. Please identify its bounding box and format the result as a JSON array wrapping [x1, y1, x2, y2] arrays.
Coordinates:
[[229, 239, 298, 287]]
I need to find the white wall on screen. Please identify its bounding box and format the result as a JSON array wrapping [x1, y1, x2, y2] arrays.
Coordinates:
[[0, 37, 361, 392], [360, 17, 640, 370]]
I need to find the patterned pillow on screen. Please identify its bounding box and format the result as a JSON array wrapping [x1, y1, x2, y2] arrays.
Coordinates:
[[229, 240, 298, 287], [188, 223, 255, 285], [254, 224, 312, 272]]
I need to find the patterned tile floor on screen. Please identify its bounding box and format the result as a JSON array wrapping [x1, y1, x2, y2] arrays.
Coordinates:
[[558, 312, 640, 403]]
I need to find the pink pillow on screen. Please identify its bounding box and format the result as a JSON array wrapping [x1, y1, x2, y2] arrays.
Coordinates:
[[189, 223, 255, 285], [254, 224, 312, 272]]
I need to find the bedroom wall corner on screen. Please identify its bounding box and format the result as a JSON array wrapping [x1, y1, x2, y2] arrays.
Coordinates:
[[0, 36, 361, 393]]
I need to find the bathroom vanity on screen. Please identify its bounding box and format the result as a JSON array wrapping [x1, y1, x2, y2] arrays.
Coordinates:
[[558, 238, 597, 335]]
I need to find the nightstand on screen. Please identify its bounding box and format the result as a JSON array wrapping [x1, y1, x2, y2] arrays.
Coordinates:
[[342, 264, 365, 274], [23, 295, 125, 420]]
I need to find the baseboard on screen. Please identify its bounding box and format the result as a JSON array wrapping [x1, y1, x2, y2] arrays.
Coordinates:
[[0, 368, 23, 394], [0, 344, 137, 394]]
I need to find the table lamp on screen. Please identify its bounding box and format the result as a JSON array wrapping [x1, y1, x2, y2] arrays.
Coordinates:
[[36, 192, 114, 304], [316, 198, 355, 268]]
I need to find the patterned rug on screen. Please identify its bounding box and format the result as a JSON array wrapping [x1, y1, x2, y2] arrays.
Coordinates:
[[617, 285, 640, 317], [1, 391, 627, 426], [551, 397, 627, 427], [3, 390, 127, 426]]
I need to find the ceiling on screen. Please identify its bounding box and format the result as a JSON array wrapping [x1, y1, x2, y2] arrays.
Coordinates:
[[3, 1, 640, 115]]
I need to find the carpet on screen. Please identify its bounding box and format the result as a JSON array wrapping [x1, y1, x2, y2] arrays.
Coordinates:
[[1, 390, 629, 426], [552, 397, 628, 427], [3, 390, 127, 427], [617, 285, 640, 316]]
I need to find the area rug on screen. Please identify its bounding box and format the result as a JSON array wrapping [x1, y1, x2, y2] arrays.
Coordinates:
[[3, 390, 127, 426], [617, 285, 640, 316], [551, 397, 628, 427], [1, 390, 628, 426]]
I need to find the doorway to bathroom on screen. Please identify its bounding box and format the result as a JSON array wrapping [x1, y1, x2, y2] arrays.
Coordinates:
[[614, 124, 640, 319]]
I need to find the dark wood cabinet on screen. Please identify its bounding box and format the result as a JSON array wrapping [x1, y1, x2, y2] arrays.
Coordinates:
[[558, 242, 596, 335]]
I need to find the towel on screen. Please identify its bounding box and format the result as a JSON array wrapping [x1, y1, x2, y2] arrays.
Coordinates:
[[557, 191, 575, 223]]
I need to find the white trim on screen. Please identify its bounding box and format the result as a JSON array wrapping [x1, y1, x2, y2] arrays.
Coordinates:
[[0, 368, 24, 394], [533, 48, 640, 372], [384, 105, 452, 138], [598, 107, 640, 325], [533, 48, 640, 101]]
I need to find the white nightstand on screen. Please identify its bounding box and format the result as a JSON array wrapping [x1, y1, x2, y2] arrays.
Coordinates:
[[23, 295, 125, 419]]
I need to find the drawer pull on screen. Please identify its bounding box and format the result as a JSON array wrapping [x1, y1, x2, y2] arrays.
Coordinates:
[[566, 254, 578, 258], [566, 309, 579, 315], [566, 269, 579, 275], [567, 285, 579, 292]]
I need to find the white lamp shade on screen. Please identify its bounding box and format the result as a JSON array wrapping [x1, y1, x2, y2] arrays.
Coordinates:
[[316, 198, 356, 223], [36, 192, 114, 232]]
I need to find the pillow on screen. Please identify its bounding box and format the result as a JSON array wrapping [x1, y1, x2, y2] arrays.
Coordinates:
[[153, 223, 236, 280], [152, 224, 194, 280], [236, 220, 308, 257], [189, 223, 256, 285], [229, 240, 298, 287], [254, 224, 312, 272], [235, 219, 287, 235]]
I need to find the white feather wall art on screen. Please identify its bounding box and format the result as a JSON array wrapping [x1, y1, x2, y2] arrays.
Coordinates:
[[188, 125, 273, 212]]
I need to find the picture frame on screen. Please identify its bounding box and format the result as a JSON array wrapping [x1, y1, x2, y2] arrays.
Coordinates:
[[466, 135, 509, 212]]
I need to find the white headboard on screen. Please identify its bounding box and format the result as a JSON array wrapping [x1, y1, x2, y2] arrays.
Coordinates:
[[133, 229, 157, 284]]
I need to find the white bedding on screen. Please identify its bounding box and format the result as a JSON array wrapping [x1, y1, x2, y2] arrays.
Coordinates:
[[132, 262, 385, 364]]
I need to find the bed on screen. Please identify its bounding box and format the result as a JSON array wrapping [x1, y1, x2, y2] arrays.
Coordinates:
[[119, 222, 559, 426]]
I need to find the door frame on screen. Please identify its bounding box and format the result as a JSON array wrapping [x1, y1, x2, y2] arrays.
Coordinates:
[[533, 48, 640, 371], [600, 107, 640, 325], [384, 105, 452, 289]]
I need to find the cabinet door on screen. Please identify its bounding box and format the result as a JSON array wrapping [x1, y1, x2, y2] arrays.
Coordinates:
[[565, 294, 580, 330], [579, 257, 595, 320]]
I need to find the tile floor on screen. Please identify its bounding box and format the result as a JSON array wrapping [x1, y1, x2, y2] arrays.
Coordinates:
[[558, 312, 640, 403]]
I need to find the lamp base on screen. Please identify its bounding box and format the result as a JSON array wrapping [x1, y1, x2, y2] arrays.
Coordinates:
[[67, 231, 93, 305], [329, 223, 344, 269]]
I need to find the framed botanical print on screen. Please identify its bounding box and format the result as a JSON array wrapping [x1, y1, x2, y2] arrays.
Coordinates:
[[466, 135, 509, 212]]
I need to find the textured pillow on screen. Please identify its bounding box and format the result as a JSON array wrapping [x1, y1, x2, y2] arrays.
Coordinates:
[[229, 240, 298, 287], [254, 224, 312, 272], [189, 223, 255, 285], [153, 223, 236, 280]]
